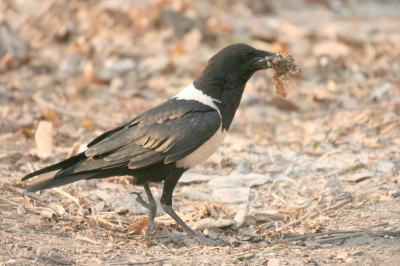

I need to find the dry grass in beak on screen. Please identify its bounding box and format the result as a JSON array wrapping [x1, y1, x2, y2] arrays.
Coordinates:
[[271, 53, 302, 97]]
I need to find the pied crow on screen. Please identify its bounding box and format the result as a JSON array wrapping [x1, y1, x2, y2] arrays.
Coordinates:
[[22, 43, 276, 245]]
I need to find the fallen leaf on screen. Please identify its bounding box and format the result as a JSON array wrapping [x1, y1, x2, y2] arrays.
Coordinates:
[[35, 120, 53, 155]]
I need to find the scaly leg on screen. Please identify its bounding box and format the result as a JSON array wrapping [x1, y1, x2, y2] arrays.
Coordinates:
[[161, 171, 224, 246], [131, 183, 157, 242]]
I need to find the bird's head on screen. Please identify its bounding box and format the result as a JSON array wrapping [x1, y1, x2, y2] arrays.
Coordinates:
[[195, 43, 277, 86]]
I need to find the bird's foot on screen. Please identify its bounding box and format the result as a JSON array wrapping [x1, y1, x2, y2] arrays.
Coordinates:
[[131, 191, 157, 245], [131, 192, 151, 209], [144, 217, 155, 245]]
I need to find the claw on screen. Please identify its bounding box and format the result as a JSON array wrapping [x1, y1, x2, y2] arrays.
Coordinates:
[[131, 191, 152, 209], [131, 185, 157, 245]]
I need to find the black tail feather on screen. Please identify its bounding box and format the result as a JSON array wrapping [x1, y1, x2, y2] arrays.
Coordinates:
[[22, 152, 87, 181], [26, 171, 100, 192]]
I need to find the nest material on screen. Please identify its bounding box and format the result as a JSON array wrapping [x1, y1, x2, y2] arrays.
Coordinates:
[[272, 53, 302, 97]]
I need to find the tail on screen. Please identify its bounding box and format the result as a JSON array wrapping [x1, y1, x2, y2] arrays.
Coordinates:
[[22, 152, 103, 193], [22, 152, 87, 181]]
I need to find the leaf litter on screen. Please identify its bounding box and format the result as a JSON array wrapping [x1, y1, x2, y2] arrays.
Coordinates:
[[1, 0, 400, 265]]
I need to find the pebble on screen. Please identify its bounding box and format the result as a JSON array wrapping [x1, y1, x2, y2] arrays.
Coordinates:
[[36, 247, 51, 255], [50, 251, 63, 258], [6, 259, 30, 265], [104, 248, 114, 253], [325, 177, 342, 190], [376, 161, 394, 173], [6, 259, 17, 265], [183, 238, 199, 248], [345, 258, 356, 263], [388, 190, 400, 198], [267, 258, 282, 266], [352, 251, 364, 256], [224, 247, 232, 254], [203, 228, 221, 239], [337, 251, 348, 259], [16, 205, 27, 214]]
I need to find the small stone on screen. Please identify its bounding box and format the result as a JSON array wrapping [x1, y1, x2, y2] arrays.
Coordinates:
[[50, 251, 63, 258], [17, 114, 34, 128], [183, 238, 199, 248], [107, 58, 135, 73], [337, 251, 348, 259], [376, 161, 394, 173], [388, 190, 400, 198], [325, 178, 342, 191], [104, 248, 114, 253], [203, 228, 221, 239], [16, 205, 27, 214], [224, 247, 232, 254], [6, 259, 17, 265], [352, 251, 364, 256], [267, 258, 282, 266], [389, 236, 394, 240], [106, 242, 114, 248], [304, 241, 321, 249], [36, 247, 51, 255], [360, 213, 370, 218], [110, 77, 124, 89]]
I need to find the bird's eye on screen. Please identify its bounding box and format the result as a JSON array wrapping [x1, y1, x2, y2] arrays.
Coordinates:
[[241, 53, 248, 60]]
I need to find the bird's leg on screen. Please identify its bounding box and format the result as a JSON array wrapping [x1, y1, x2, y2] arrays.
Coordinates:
[[161, 203, 222, 246], [161, 172, 224, 246], [131, 183, 157, 243]]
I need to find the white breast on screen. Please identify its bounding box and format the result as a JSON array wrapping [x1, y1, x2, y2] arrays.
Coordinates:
[[174, 83, 221, 117], [176, 128, 227, 169], [174, 83, 226, 169]]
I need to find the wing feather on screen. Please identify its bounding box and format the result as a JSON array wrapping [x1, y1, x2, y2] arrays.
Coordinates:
[[79, 99, 220, 172]]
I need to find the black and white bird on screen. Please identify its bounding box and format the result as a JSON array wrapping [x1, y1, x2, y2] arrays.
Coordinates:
[[22, 44, 276, 245]]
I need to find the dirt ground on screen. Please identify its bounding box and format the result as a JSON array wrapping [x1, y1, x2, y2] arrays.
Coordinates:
[[1, 0, 400, 265]]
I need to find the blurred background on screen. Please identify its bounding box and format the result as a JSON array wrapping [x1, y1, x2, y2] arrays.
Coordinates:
[[1, 0, 399, 157], [1, 1, 400, 264]]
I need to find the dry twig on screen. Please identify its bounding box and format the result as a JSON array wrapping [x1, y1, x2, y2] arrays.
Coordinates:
[[51, 187, 80, 206], [319, 198, 353, 214], [75, 235, 100, 245]]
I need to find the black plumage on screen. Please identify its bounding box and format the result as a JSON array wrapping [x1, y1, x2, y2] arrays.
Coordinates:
[[22, 44, 276, 245]]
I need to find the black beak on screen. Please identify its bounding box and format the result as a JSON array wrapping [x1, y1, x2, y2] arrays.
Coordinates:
[[251, 51, 277, 70]]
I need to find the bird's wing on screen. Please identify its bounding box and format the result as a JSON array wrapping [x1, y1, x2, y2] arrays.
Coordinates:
[[81, 98, 221, 171]]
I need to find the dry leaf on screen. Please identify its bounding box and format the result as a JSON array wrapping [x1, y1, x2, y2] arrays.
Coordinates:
[[35, 120, 53, 155]]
